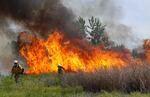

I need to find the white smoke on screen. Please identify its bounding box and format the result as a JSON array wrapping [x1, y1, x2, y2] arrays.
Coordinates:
[[62, 0, 142, 49], [0, 18, 25, 74]]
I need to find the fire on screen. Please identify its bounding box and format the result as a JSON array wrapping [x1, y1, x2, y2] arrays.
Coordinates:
[[144, 39, 150, 63], [19, 31, 139, 74]]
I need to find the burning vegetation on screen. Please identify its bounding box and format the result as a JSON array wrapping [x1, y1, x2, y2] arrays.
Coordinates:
[[19, 30, 144, 74], [1, 0, 150, 95], [144, 39, 150, 63], [0, 0, 150, 75], [17, 16, 147, 74]]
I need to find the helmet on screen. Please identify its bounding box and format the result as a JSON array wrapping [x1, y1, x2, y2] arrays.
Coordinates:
[[58, 64, 62, 67], [14, 60, 18, 64]]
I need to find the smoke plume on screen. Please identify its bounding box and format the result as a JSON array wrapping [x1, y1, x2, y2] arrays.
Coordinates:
[[0, 0, 80, 38], [0, 0, 143, 74], [0, 19, 19, 74], [0, 0, 80, 74]]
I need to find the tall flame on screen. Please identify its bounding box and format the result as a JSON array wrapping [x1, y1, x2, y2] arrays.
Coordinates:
[[19, 31, 140, 74]]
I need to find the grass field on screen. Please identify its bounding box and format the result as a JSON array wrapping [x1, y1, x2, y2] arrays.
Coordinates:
[[0, 73, 150, 97]]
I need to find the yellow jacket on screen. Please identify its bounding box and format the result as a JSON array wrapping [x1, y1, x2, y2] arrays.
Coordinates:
[[12, 64, 23, 74]]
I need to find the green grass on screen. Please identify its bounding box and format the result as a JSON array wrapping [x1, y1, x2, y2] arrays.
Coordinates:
[[0, 74, 87, 97], [0, 73, 150, 97]]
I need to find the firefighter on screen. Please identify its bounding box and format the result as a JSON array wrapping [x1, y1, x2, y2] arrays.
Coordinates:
[[57, 64, 65, 76], [11, 60, 24, 83], [57, 64, 65, 79], [57, 64, 65, 85]]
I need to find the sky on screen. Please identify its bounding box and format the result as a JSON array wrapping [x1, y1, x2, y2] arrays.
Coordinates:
[[118, 0, 150, 38], [62, 0, 150, 49]]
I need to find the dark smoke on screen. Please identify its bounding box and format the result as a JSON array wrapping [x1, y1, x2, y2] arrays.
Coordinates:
[[0, 0, 79, 38], [0, 0, 82, 74]]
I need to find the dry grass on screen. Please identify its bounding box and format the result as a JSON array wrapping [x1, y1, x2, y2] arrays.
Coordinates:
[[1, 70, 150, 96], [63, 64, 150, 93]]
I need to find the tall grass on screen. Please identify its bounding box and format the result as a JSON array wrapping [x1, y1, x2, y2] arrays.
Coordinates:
[[1, 72, 150, 96], [63, 64, 150, 93]]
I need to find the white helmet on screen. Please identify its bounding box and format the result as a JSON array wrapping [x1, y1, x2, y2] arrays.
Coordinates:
[[58, 64, 62, 67], [14, 60, 18, 64]]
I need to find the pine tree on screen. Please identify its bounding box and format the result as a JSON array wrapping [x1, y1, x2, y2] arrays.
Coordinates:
[[77, 16, 109, 47]]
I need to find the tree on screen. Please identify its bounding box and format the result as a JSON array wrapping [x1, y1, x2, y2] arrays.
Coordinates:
[[132, 49, 138, 58], [77, 16, 109, 47], [76, 17, 87, 38], [132, 48, 146, 59]]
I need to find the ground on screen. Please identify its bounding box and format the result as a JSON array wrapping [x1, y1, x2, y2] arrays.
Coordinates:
[[0, 73, 150, 97]]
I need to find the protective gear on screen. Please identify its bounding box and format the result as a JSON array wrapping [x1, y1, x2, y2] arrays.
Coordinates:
[[12, 64, 23, 74], [11, 61, 24, 83], [14, 60, 18, 64], [58, 64, 62, 67], [57, 64, 65, 75]]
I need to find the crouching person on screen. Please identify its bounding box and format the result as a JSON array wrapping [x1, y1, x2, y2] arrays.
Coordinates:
[[11, 60, 24, 83]]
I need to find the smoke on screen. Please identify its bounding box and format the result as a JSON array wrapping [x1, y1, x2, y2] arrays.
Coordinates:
[[0, 33, 12, 74], [0, 0, 143, 74], [0, 19, 16, 74], [0, 0, 82, 74], [0, 18, 26, 74], [62, 0, 140, 49], [0, 0, 80, 38]]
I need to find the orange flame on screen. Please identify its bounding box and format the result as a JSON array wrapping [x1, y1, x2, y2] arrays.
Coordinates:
[[144, 39, 150, 63], [19, 31, 140, 74]]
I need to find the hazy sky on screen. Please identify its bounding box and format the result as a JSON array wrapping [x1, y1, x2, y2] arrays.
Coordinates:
[[118, 0, 150, 38], [4, 0, 150, 49], [62, 0, 150, 48]]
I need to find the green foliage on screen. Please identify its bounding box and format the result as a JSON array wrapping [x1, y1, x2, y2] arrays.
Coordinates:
[[87, 17, 106, 44], [132, 49, 138, 58], [77, 16, 109, 46], [76, 17, 87, 38]]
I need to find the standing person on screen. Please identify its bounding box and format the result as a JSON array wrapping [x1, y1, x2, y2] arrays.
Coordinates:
[[11, 60, 24, 83], [57, 64, 65, 81]]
